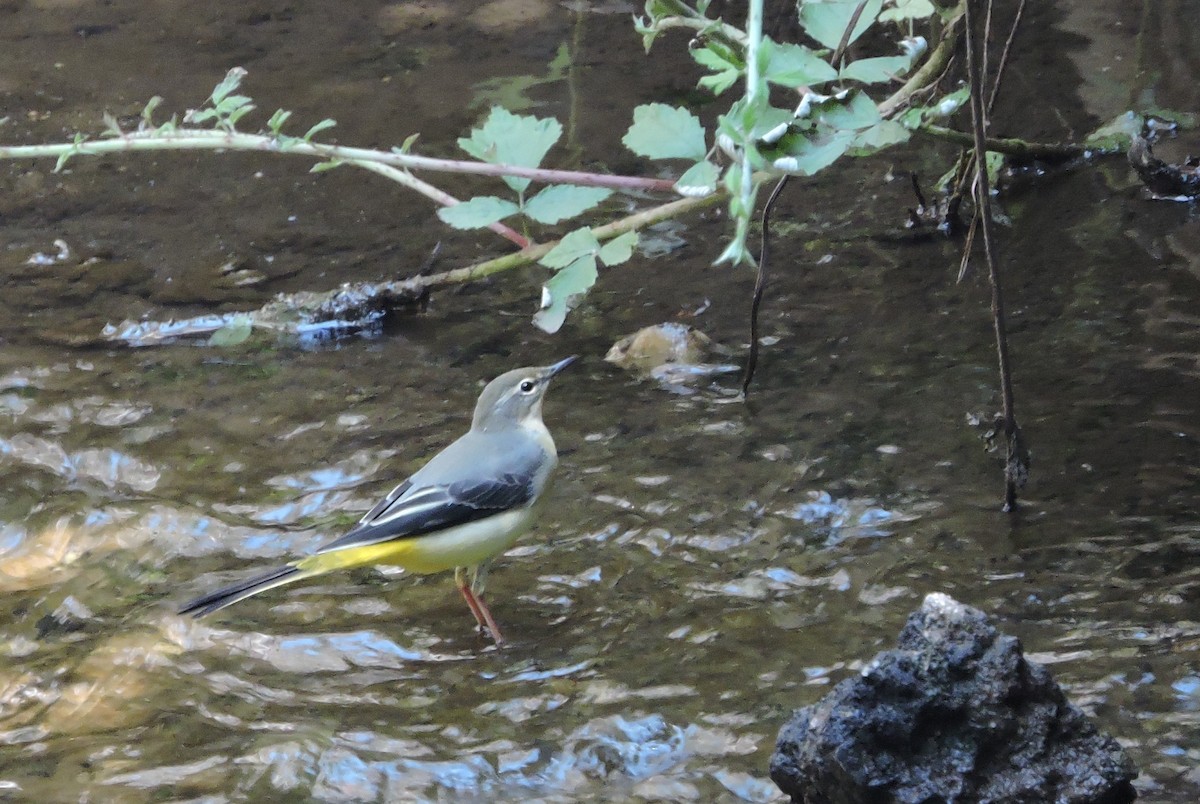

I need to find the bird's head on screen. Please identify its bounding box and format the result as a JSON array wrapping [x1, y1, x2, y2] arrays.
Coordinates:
[[472, 356, 576, 432]]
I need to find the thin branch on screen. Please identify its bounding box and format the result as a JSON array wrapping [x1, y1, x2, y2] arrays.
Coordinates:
[[0, 128, 679, 194], [414, 190, 725, 291], [741, 175, 789, 397], [964, 0, 1025, 510], [916, 124, 1085, 161], [985, 0, 1027, 114]]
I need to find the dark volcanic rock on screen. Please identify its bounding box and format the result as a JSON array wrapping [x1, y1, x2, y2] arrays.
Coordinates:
[[769, 593, 1137, 804]]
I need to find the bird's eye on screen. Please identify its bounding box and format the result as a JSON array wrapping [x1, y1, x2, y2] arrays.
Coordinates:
[[519, 379, 536, 393]]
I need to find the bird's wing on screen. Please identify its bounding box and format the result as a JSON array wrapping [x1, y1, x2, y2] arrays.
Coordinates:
[[316, 471, 536, 554]]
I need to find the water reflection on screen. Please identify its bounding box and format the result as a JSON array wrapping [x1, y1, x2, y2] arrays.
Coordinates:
[[2, 0, 1200, 801]]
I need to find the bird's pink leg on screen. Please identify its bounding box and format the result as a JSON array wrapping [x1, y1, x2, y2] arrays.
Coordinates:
[[455, 567, 505, 646]]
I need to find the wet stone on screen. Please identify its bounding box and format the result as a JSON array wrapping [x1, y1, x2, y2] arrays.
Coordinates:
[[769, 592, 1138, 804]]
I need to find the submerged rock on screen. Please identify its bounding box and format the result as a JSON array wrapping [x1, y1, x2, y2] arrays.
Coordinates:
[[769, 593, 1137, 804], [605, 323, 738, 390]]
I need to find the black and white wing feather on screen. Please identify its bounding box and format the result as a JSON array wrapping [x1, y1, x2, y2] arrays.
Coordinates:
[[317, 473, 537, 554]]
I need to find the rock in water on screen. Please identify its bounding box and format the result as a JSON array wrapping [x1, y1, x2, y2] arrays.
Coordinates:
[[769, 593, 1137, 804]]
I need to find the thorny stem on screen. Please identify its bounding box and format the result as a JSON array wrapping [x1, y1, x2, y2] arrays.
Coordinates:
[[0, 129, 678, 194], [406, 190, 725, 291], [644, 0, 749, 48], [965, 0, 1024, 511]]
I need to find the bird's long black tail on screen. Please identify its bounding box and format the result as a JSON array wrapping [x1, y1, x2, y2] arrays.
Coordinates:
[[179, 564, 308, 617]]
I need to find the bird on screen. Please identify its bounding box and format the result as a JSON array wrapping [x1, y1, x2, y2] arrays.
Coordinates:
[[178, 356, 576, 646]]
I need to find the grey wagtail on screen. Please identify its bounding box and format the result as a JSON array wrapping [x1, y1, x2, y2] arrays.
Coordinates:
[[178, 356, 576, 645]]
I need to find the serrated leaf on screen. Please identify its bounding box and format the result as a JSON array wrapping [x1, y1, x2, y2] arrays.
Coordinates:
[[210, 68, 247, 106], [879, 0, 936, 23], [816, 91, 880, 130], [849, 120, 910, 153], [762, 39, 837, 88], [523, 185, 613, 224], [699, 70, 741, 96], [691, 43, 741, 72], [598, 231, 639, 266], [674, 160, 719, 196], [215, 95, 253, 114], [459, 107, 562, 193], [840, 55, 913, 84], [303, 118, 337, 141], [437, 196, 520, 229], [798, 0, 883, 50], [539, 227, 601, 268], [208, 316, 253, 347], [771, 129, 855, 175], [533, 255, 597, 333], [622, 103, 707, 161]]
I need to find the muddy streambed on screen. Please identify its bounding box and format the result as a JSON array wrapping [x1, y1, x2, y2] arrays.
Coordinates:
[[2, 1, 1200, 801]]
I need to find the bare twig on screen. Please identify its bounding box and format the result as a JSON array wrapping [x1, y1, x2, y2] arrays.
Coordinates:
[[741, 175, 790, 396], [964, 0, 1026, 510], [986, 0, 1027, 114]]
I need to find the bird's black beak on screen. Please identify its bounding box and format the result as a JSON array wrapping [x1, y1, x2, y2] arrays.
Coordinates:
[[546, 355, 577, 377]]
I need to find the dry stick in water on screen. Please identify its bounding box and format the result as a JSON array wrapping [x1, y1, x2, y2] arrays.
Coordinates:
[[741, 175, 790, 396], [964, 0, 1027, 510], [741, 1, 867, 396]]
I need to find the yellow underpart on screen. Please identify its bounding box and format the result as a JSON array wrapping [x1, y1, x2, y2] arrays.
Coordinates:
[[294, 507, 537, 576]]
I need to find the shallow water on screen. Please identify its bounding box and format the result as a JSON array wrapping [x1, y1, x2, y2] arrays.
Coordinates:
[[2, 1, 1200, 801]]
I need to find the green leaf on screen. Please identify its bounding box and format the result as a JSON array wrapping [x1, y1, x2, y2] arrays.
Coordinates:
[[309, 159, 344, 173], [210, 68, 247, 106], [102, 111, 122, 136], [459, 107, 563, 193], [899, 86, 968, 128], [140, 96, 163, 127], [762, 39, 838, 88], [303, 118, 337, 141], [267, 109, 292, 134], [622, 103, 707, 161], [437, 196, 520, 229], [771, 129, 856, 175], [691, 42, 742, 72], [533, 255, 597, 333], [674, 160, 719, 196], [539, 227, 601, 268], [598, 231, 639, 266], [798, 0, 883, 50], [699, 70, 741, 96], [849, 120, 910, 153], [879, 0, 936, 23], [816, 91, 880, 130], [523, 185, 613, 224], [208, 316, 253, 347], [984, 150, 1004, 187], [840, 55, 913, 84], [398, 133, 420, 154]]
